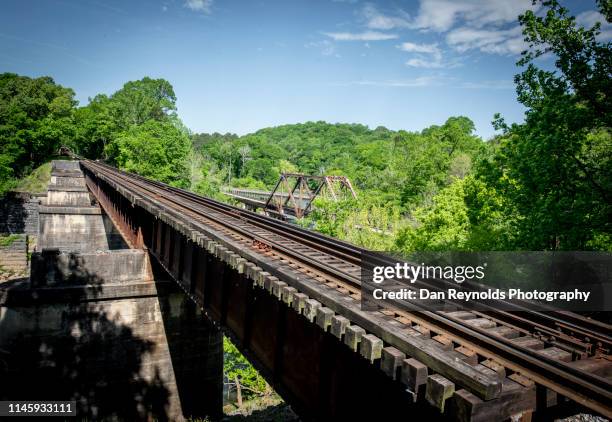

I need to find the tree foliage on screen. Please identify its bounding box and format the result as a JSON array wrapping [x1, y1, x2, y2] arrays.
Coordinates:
[[72, 94, 117, 158], [223, 337, 268, 399], [484, 0, 612, 250], [1, 2, 608, 253], [193, 117, 488, 251], [0, 75, 192, 195], [110, 120, 191, 187], [195, 117, 483, 208], [0, 73, 76, 194]]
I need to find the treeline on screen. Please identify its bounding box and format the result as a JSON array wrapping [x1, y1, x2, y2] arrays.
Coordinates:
[[0, 75, 192, 193], [0, 0, 609, 253], [192, 0, 611, 252]]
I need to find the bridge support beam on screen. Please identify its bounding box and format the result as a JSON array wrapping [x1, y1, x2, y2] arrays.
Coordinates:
[[158, 289, 224, 420], [80, 164, 537, 422]]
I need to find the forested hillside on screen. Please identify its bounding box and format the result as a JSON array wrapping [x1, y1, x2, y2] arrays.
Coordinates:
[[0, 75, 192, 191], [191, 118, 492, 250], [0, 0, 609, 253]]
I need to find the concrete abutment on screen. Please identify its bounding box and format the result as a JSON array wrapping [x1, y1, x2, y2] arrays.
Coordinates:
[[0, 160, 224, 421]]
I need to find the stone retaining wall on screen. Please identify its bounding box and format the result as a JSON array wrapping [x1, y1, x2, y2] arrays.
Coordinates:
[[0, 160, 223, 421], [30, 249, 151, 286], [0, 234, 28, 276], [0, 192, 42, 235]]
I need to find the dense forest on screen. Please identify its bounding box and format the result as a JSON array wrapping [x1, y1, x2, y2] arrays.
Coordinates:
[[0, 0, 610, 403], [1, 0, 610, 257]]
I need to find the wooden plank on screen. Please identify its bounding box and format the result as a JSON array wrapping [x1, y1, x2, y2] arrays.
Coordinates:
[[433, 335, 454, 351], [487, 326, 520, 339], [537, 347, 572, 362], [344, 325, 365, 352], [281, 286, 297, 306], [473, 364, 503, 381], [256, 271, 269, 288], [481, 359, 506, 378], [464, 318, 496, 329], [381, 347, 405, 380], [304, 299, 321, 322], [264, 274, 278, 292], [443, 349, 478, 368], [426, 374, 455, 412], [316, 307, 334, 331], [271, 279, 287, 299], [330, 315, 350, 339], [455, 346, 478, 366], [401, 358, 428, 394], [445, 311, 478, 320], [511, 336, 545, 350], [565, 358, 612, 378], [291, 292, 308, 314], [360, 334, 383, 363], [413, 325, 431, 338], [450, 377, 535, 422]]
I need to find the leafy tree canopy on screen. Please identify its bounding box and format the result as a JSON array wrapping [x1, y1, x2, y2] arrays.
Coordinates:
[[485, 0, 611, 250], [0, 73, 76, 193], [110, 120, 191, 187]]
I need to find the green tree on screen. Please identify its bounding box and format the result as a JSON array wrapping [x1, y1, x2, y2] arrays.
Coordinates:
[[71, 94, 117, 158], [110, 120, 191, 187], [486, 0, 611, 250], [110, 77, 177, 129], [394, 117, 483, 208], [223, 337, 268, 401], [395, 178, 471, 252], [0, 73, 76, 194]]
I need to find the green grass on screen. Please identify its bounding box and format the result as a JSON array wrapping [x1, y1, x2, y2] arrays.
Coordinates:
[[0, 234, 22, 247], [14, 162, 52, 194]]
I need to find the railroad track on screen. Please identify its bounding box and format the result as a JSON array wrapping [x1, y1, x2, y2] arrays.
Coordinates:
[[79, 158, 612, 418]]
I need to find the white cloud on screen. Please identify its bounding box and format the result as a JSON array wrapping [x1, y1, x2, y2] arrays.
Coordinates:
[[576, 10, 606, 28], [412, 0, 536, 32], [397, 42, 452, 68], [323, 31, 398, 41], [576, 10, 612, 40], [446, 26, 525, 55], [185, 0, 213, 13], [401, 0, 536, 57], [405, 58, 444, 68], [305, 40, 338, 57], [398, 42, 440, 56], [362, 4, 410, 30], [323, 0, 548, 60]]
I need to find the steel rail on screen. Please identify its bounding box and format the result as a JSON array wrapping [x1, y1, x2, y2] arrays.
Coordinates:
[[79, 159, 611, 416], [410, 307, 612, 416], [82, 160, 362, 288], [82, 159, 612, 349], [83, 160, 611, 344], [365, 251, 612, 354], [84, 161, 366, 264]]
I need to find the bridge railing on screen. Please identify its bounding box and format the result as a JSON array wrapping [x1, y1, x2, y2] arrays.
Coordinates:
[[222, 187, 311, 201]]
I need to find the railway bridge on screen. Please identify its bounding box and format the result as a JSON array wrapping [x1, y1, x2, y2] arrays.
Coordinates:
[[2, 159, 611, 421], [223, 173, 357, 219]]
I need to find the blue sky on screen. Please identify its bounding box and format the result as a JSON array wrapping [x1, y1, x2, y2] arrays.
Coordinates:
[[1, 0, 608, 139]]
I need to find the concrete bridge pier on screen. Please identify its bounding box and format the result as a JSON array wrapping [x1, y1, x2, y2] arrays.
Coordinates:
[[156, 270, 224, 420], [0, 160, 224, 421]]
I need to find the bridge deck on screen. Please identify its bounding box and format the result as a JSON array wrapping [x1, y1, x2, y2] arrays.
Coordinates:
[[223, 187, 312, 217], [79, 159, 612, 421]]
